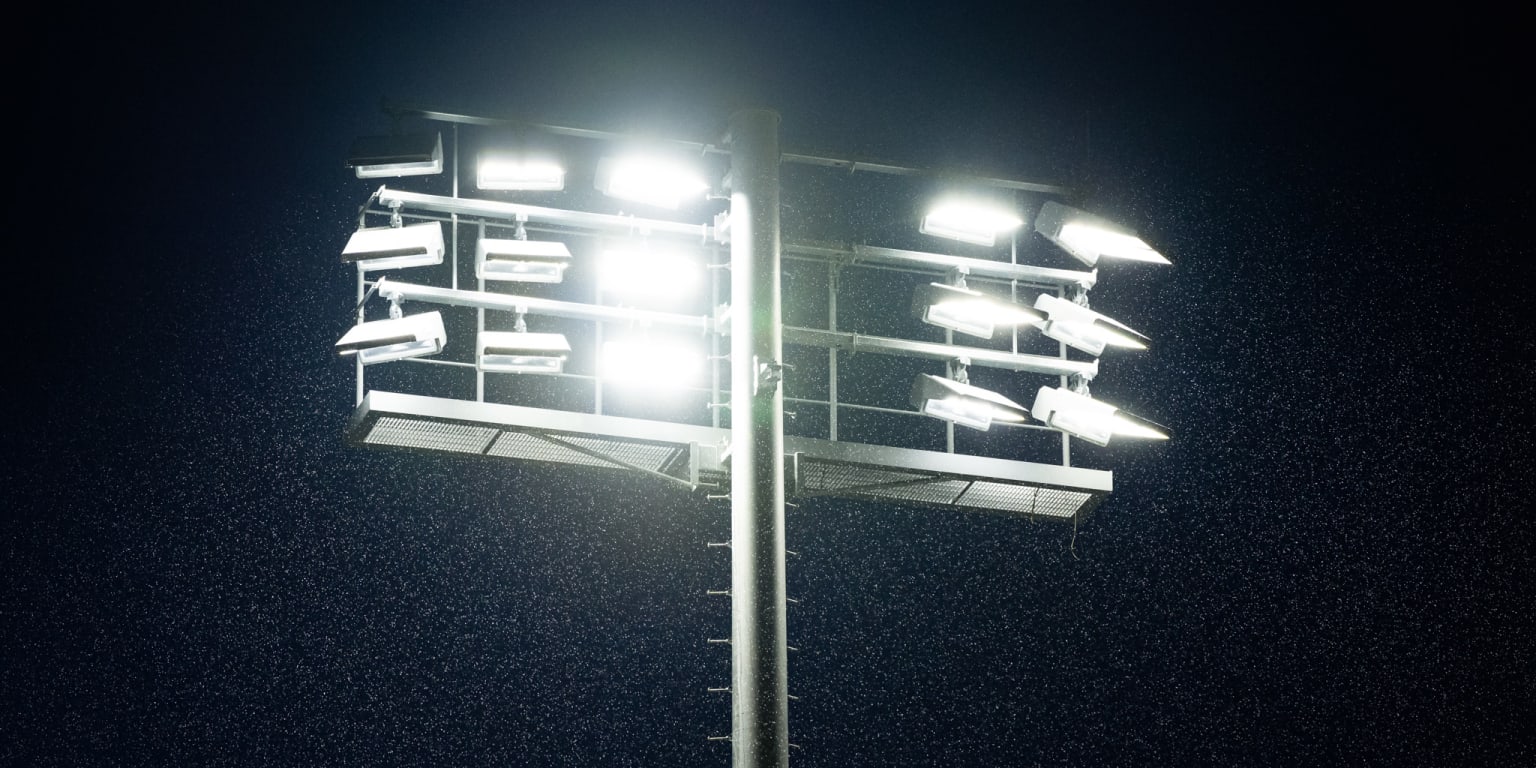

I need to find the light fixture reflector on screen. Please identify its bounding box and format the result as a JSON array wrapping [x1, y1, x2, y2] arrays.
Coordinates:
[[594, 156, 709, 209], [911, 374, 1029, 431], [477, 156, 565, 191], [1033, 293, 1149, 356], [335, 311, 447, 365], [477, 331, 571, 374], [1035, 201, 1170, 266], [342, 222, 446, 272], [476, 238, 572, 283], [347, 133, 443, 178], [1030, 386, 1169, 446], [920, 201, 1024, 246], [912, 282, 1042, 339]]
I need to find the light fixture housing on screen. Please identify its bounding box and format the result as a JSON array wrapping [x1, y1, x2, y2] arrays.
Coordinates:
[[341, 222, 446, 271], [1035, 201, 1170, 266], [477, 155, 565, 191], [335, 311, 447, 364], [920, 201, 1024, 246], [1032, 294, 1149, 356], [347, 133, 443, 178], [477, 331, 571, 374], [599, 247, 701, 301], [911, 374, 1030, 431], [601, 339, 703, 390], [594, 155, 709, 209], [476, 238, 572, 283], [912, 282, 1042, 339], [1030, 386, 1169, 446]]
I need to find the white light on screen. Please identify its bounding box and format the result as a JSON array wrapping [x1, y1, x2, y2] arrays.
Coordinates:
[[1035, 201, 1170, 266], [477, 331, 571, 374], [342, 222, 446, 272], [348, 133, 443, 178], [476, 238, 572, 284], [920, 201, 1024, 246], [601, 339, 703, 390], [913, 283, 1041, 339], [335, 311, 446, 364], [477, 156, 565, 191], [1033, 294, 1148, 356], [599, 248, 701, 300], [595, 156, 709, 209], [1031, 386, 1168, 446], [911, 374, 1029, 431]]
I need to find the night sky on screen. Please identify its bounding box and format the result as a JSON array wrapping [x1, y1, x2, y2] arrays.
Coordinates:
[[9, 3, 1533, 767]]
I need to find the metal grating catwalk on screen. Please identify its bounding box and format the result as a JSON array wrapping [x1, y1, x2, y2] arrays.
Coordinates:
[[347, 391, 1112, 522]]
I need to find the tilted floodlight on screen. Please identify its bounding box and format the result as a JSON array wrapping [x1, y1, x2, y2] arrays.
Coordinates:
[[1031, 386, 1168, 447], [599, 247, 701, 300], [341, 222, 446, 272], [601, 339, 703, 390], [477, 155, 565, 191], [1032, 293, 1149, 356], [911, 374, 1029, 431], [1035, 201, 1170, 266], [347, 133, 443, 178], [335, 311, 446, 365], [912, 282, 1042, 339], [594, 155, 709, 209], [477, 237, 572, 283], [920, 200, 1024, 246], [477, 331, 571, 374]]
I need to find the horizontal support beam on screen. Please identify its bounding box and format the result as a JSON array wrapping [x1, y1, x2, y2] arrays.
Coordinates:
[[376, 187, 715, 240], [782, 242, 1095, 289], [375, 279, 713, 332], [783, 326, 1098, 379]]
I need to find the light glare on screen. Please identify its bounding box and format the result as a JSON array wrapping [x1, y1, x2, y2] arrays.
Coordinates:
[[477, 157, 565, 191], [596, 156, 709, 209]]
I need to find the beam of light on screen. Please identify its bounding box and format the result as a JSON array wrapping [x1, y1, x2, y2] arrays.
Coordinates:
[[595, 155, 709, 209], [1035, 200, 1170, 266], [477, 156, 565, 191], [601, 339, 704, 390], [1031, 386, 1169, 446], [920, 200, 1023, 246]]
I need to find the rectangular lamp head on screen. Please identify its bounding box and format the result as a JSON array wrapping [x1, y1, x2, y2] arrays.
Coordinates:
[[601, 339, 703, 390], [342, 222, 445, 272], [912, 282, 1042, 339], [1033, 293, 1149, 356], [911, 374, 1029, 431], [477, 331, 571, 374], [594, 156, 709, 209], [347, 133, 443, 178], [335, 311, 446, 364], [476, 238, 572, 283], [477, 155, 565, 191], [1031, 386, 1168, 446], [1035, 201, 1169, 266], [599, 248, 701, 301], [920, 201, 1024, 247]]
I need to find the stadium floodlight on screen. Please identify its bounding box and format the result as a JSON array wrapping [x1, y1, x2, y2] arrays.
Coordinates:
[[594, 155, 709, 209], [601, 339, 704, 390], [1034, 201, 1170, 266], [1030, 385, 1168, 446], [477, 155, 565, 191], [912, 282, 1042, 339], [477, 331, 571, 374], [1032, 293, 1149, 357], [599, 247, 701, 301], [920, 200, 1024, 246], [347, 133, 443, 178], [911, 373, 1030, 431], [341, 222, 446, 271], [477, 237, 573, 283], [335, 311, 447, 364]]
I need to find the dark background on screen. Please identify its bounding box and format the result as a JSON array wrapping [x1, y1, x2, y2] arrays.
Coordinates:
[[8, 2, 1532, 766]]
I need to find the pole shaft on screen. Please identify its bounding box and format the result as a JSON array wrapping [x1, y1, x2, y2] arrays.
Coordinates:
[[729, 108, 789, 768]]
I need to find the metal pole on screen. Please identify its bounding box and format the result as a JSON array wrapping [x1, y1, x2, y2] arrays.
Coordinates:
[[728, 108, 789, 768]]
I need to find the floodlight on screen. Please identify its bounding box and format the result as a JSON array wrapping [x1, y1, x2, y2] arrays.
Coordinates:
[[601, 339, 703, 390], [347, 133, 443, 178], [912, 282, 1041, 339], [477, 155, 565, 191], [599, 247, 701, 300], [477, 331, 571, 374], [335, 311, 446, 364], [1032, 294, 1149, 356], [1031, 386, 1168, 446], [920, 201, 1024, 246], [477, 238, 572, 283], [1035, 201, 1170, 266], [341, 222, 445, 272], [594, 155, 709, 209], [910, 374, 1029, 431]]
